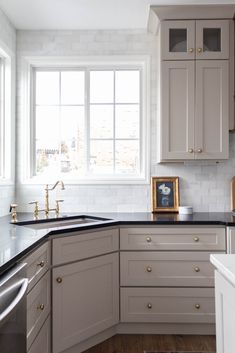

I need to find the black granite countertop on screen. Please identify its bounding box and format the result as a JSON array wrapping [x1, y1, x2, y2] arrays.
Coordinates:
[[1, 211, 235, 276]]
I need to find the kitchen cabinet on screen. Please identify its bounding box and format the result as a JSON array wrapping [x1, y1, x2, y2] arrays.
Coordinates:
[[210, 254, 235, 353], [161, 19, 229, 60], [120, 226, 226, 327], [157, 17, 233, 162], [160, 59, 229, 161], [52, 227, 119, 353], [214, 270, 235, 353], [22, 241, 51, 353]]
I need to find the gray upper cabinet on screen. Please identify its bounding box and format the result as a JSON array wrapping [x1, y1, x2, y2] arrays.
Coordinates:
[[158, 17, 232, 162], [161, 19, 229, 61]]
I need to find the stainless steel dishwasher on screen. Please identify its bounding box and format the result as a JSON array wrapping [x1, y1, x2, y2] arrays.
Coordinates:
[[0, 263, 28, 353]]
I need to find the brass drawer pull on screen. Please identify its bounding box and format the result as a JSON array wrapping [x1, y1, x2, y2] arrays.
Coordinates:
[[197, 48, 203, 53], [194, 266, 200, 272], [147, 303, 152, 309], [146, 266, 152, 273], [37, 303, 45, 311], [146, 236, 152, 243], [37, 261, 45, 268], [56, 277, 63, 283], [188, 48, 194, 53], [193, 237, 199, 242], [195, 303, 200, 309], [188, 148, 194, 153]]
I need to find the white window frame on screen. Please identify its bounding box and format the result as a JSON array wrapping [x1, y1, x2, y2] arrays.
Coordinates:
[[20, 56, 150, 185], [0, 43, 15, 184]]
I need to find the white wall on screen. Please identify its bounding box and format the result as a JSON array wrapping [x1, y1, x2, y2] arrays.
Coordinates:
[[0, 8, 16, 216], [16, 29, 235, 213]]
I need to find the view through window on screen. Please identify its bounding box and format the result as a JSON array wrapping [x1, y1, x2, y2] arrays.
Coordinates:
[[34, 68, 142, 180]]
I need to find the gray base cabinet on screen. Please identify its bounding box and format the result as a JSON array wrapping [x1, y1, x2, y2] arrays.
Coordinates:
[[52, 228, 119, 353]]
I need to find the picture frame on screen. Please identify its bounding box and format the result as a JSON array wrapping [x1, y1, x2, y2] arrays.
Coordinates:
[[151, 176, 180, 213]]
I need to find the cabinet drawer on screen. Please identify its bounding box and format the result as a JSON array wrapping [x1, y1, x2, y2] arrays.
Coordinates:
[[27, 271, 51, 349], [120, 252, 217, 287], [53, 227, 119, 265], [28, 316, 50, 353], [121, 287, 215, 323], [120, 227, 226, 251], [24, 242, 50, 293]]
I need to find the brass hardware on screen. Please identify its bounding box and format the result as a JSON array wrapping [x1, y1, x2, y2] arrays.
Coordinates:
[[29, 201, 39, 218], [55, 199, 64, 216], [147, 303, 152, 309], [56, 277, 62, 283], [195, 304, 200, 309], [188, 48, 194, 53], [28, 181, 65, 217], [193, 237, 199, 242], [37, 304, 45, 311], [146, 266, 152, 273], [197, 48, 203, 53], [45, 181, 65, 216], [37, 261, 45, 268], [188, 148, 194, 153], [10, 204, 18, 223], [146, 236, 152, 243], [194, 266, 200, 272], [197, 148, 202, 153]]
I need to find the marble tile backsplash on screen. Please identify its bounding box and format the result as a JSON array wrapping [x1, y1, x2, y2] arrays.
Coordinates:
[[14, 29, 235, 214]]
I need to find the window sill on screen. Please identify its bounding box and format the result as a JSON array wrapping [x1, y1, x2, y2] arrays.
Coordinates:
[[20, 175, 149, 185]]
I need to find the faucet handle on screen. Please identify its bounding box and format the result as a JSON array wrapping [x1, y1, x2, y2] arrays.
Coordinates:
[[29, 201, 39, 218], [10, 203, 18, 223], [55, 199, 64, 216]]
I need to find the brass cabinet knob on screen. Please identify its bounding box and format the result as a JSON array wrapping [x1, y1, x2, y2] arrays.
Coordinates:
[[188, 148, 194, 153], [147, 303, 152, 309], [188, 48, 194, 53], [37, 303, 45, 311], [195, 304, 200, 309], [197, 48, 203, 53], [197, 148, 202, 153], [56, 277, 63, 283], [146, 236, 152, 243], [37, 261, 45, 268], [193, 237, 199, 242], [194, 266, 200, 272], [146, 266, 152, 273]]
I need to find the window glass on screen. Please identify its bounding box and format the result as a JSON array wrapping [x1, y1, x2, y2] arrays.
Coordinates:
[[33, 68, 142, 180]]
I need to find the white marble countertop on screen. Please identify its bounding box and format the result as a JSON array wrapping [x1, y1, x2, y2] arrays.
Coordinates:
[[210, 254, 235, 287]]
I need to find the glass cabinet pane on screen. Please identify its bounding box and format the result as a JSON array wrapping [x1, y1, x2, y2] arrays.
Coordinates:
[[203, 28, 221, 52], [169, 28, 187, 52]]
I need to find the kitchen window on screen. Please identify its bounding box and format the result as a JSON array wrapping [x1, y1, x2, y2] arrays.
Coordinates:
[[30, 61, 149, 183], [0, 48, 14, 182], [0, 57, 4, 177]]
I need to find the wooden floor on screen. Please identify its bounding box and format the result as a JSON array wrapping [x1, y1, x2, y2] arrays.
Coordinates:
[[83, 334, 216, 353]]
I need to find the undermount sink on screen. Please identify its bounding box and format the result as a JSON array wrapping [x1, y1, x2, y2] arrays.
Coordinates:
[[14, 215, 109, 230]]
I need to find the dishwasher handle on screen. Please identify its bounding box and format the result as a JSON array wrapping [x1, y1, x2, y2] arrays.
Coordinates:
[[0, 278, 28, 324]]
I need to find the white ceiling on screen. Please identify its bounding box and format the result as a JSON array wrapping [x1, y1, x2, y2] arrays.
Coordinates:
[[0, 0, 234, 30]]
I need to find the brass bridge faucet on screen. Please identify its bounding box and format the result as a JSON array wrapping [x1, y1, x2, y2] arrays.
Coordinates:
[[29, 180, 65, 218]]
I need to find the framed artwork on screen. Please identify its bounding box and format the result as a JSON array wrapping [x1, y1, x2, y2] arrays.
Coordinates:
[[151, 176, 180, 213]]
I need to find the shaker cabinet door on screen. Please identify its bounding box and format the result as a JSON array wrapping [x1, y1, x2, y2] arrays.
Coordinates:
[[52, 253, 119, 353], [161, 20, 195, 60], [196, 20, 229, 60], [160, 60, 195, 161], [195, 60, 229, 159]]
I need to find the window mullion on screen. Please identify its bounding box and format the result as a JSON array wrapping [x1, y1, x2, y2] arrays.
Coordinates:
[[113, 70, 115, 173], [85, 69, 90, 174]]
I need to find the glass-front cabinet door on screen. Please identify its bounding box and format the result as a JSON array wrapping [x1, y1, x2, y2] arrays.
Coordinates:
[[196, 20, 229, 59], [161, 20, 195, 60]]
